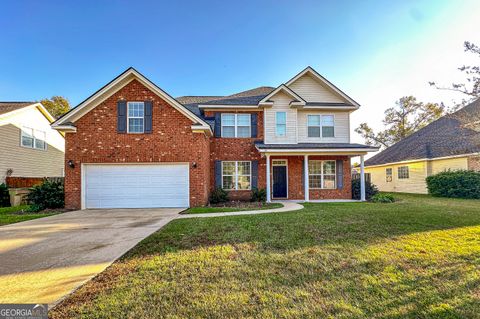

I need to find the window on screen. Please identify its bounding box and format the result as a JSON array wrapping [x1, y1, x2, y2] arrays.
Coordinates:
[[222, 161, 251, 190], [308, 160, 336, 189], [398, 166, 409, 179], [127, 102, 144, 133], [221, 114, 251, 138], [386, 168, 393, 182], [307, 115, 321, 137], [307, 115, 335, 138], [275, 112, 286, 137], [21, 127, 46, 150], [321, 115, 335, 137]]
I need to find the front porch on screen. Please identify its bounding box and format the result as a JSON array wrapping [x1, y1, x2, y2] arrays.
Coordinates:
[[255, 142, 378, 203]]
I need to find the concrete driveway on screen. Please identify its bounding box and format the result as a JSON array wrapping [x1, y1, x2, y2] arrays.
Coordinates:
[[0, 208, 182, 306]]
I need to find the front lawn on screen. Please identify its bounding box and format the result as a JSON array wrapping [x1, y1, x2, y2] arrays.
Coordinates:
[[183, 202, 283, 214], [0, 205, 59, 226], [51, 194, 480, 318]]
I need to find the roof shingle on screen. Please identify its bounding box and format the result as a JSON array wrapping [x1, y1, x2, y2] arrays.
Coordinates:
[[0, 102, 35, 116]]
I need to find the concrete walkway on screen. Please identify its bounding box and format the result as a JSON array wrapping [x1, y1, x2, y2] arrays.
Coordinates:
[[178, 201, 304, 218], [0, 208, 181, 306]]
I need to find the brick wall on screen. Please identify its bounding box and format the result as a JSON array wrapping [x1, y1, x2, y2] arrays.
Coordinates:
[[64, 79, 210, 209], [468, 155, 480, 171]]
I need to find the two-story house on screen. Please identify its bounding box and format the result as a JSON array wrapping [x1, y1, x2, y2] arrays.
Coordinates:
[[52, 67, 377, 209]]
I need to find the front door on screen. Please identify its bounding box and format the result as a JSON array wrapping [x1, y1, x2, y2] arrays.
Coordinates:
[[273, 165, 287, 198]]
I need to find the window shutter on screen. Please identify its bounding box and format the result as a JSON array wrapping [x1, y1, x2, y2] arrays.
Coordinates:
[[144, 101, 153, 133], [214, 113, 221, 137], [117, 101, 127, 133], [336, 160, 344, 189], [251, 113, 258, 138], [215, 160, 222, 188], [251, 160, 258, 188]]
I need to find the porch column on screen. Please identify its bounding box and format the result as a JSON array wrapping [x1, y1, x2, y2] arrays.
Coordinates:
[[266, 154, 271, 202], [360, 155, 366, 201], [304, 155, 309, 201]]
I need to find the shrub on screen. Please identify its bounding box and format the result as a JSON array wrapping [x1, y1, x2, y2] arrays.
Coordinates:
[[351, 179, 378, 200], [250, 188, 267, 202], [426, 170, 480, 199], [26, 179, 64, 211], [371, 193, 395, 203], [0, 183, 10, 207], [209, 187, 229, 204]]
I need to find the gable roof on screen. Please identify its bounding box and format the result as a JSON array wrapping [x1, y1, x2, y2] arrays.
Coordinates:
[[52, 67, 212, 132], [286, 66, 360, 107], [0, 102, 36, 116], [259, 84, 306, 106], [365, 99, 480, 166]]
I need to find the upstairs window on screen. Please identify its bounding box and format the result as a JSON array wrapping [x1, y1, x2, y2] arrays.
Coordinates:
[[307, 115, 335, 138], [386, 168, 393, 182], [321, 115, 335, 137], [398, 166, 409, 179], [127, 102, 144, 133], [221, 114, 251, 138], [275, 112, 286, 136], [21, 127, 46, 150]]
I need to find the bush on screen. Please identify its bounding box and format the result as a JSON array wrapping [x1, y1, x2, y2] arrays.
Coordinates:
[[209, 187, 229, 204], [250, 188, 267, 202], [351, 179, 378, 200], [26, 179, 64, 211], [371, 193, 395, 203], [0, 183, 10, 207], [426, 170, 480, 199]]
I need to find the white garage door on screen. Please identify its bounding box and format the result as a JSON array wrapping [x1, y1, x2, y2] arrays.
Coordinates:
[[83, 164, 189, 209]]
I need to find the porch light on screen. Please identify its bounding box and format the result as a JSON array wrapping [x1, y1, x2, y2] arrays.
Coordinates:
[[67, 160, 75, 169]]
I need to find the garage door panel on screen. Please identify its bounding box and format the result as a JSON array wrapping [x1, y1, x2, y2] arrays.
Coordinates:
[[84, 164, 189, 209]]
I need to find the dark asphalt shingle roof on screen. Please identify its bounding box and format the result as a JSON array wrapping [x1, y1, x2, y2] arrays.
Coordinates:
[[365, 99, 480, 166], [0, 102, 35, 116], [254, 142, 375, 150]]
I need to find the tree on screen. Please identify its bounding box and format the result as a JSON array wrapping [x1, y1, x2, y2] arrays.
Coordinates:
[[40, 96, 70, 118], [355, 96, 445, 149], [430, 41, 480, 107]]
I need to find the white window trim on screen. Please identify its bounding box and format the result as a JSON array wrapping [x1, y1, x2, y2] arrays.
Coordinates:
[[275, 111, 287, 137], [20, 126, 47, 151], [307, 114, 335, 138], [221, 161, 252, 190], [308, 160, 336, 189], [386, 168, 393, 182], [127, 101, 145, 134], [398, 166, 410, 179], [221, 113, 251, 138]]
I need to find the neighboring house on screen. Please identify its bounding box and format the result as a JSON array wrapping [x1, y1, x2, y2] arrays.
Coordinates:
[[0, 102, 65, 183], [51, 67, 377, 209], [365, 99, 480, 193]]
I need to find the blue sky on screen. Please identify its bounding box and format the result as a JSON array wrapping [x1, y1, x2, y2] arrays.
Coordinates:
[[1, 0, 479, 140]]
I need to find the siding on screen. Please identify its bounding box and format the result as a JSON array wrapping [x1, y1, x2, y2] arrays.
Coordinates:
[[264, 92, 297, 144], [367, 161, 428, 194], [288, 73, 344, 103], [0, 107, 65, 182], [297, 110, 350, 143], [428, 157, 468, 175]]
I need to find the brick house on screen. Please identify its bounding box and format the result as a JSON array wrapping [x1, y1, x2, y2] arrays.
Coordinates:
[[52, 67, 377, 209]]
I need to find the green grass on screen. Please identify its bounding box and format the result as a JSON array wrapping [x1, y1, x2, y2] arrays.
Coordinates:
[[51, 194, 480, 319], [0, 205, 58, 226], [183, 202, 283, 214]]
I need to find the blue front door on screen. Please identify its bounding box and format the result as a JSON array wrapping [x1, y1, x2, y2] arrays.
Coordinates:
[[273, 165, 287, 198]]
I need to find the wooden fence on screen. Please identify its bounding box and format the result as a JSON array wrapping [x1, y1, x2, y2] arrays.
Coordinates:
[[5, 177, 64, 188]]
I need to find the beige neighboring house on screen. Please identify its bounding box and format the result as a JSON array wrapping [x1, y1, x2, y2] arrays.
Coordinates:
[[0, 102, 65, 183], [364, 99, 480, 194]]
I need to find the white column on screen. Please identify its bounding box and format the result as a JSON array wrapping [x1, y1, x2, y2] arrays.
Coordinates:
[[266, 154, 271, 202], [304, 155, 309, 201], [360, 155, 366, 201]]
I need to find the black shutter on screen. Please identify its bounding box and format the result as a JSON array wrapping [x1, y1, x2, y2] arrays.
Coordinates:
[[117, 101, 127, 133], [215, 160, 222, 188], [337, 160, 344, 189], [144, 101, 152, 133], [214, 113, 221, 137], [251, 113, 258, 138], [251, 160, 258, 188]]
